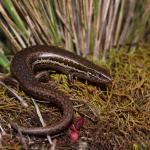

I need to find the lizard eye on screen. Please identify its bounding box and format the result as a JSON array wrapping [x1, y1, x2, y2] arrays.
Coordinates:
[[99, 73, 102, 78]]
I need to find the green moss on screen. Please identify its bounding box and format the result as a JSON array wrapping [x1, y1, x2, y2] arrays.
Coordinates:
[[0, 47, 150, 149]]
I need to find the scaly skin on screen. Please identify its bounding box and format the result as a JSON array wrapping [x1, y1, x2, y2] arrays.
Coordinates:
[[10, 45, 112, 135]]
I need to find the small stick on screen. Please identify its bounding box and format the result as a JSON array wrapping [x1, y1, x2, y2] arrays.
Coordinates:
[[0, 80, 28, 107], [0, 123, 6, 149], [73, 104, 85, 108], [0, 133, 2, 149], [31, 98, 53, 146], [15, 124, 28, 150], [72, 98, 98, 121], [74, 107, 98, 123], [50, 139, 57, 150], [0, 124, 6, 136]]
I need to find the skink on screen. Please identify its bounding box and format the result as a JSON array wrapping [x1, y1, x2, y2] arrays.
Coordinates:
[[10, 45, 112, 135]]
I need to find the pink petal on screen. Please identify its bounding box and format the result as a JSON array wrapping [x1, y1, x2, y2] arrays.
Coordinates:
[[69, 130, 79, 142], [74, 117, 85, 130]]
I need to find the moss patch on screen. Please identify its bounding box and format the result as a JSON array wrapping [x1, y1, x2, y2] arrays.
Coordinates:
[[0, 47, 150, 149]]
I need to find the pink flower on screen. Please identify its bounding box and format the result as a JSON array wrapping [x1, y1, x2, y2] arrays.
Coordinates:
[[69, 130, 79, 142], [69, 117, 85, 142], [74, 117, 85, 130]]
